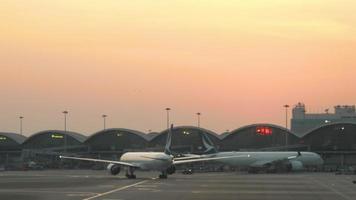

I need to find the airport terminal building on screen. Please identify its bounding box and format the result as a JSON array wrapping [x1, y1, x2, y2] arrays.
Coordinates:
[[1, 105, 356, 171]]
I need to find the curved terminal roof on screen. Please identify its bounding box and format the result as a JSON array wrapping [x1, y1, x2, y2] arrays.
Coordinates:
[[85, 128, 149, 151], [5, 122, 356, 152], [150, 126, 220, 141], [221, 123, 299, 150], [148, 126, 221, 153], [22, 130, 87, 150], [146, 132, 160, 140], [0, 132, 27, 144], [223, 123, 297, 139], [301, 122, 356, 151], [302, 122, 356, 138], [86, 128, 149, 141], [24, 130, 87, 143]]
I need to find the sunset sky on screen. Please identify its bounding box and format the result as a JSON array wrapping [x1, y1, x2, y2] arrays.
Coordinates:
[[1, 0, 356, 136]]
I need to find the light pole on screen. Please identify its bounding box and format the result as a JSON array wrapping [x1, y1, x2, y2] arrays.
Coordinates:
[[196, 112, 201, 128], [283, 105, 290, 148], [19, 116, 24, 135], [102, 114, 107, 130], [63, 111, 68, 153], [165, 108, 171, 130]]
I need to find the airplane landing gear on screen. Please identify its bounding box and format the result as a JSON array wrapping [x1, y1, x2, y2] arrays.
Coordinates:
[[126, 167, 136, 179], [126, 174, 136, 179], [159, 171, 168, 179]]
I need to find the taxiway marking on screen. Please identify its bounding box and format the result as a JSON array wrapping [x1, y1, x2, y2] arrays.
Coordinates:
[[83, 178, 156, 200], [309, 177, 354, 200]]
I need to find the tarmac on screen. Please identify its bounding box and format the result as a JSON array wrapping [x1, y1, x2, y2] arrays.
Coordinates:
[[0, 170, 355, 200]]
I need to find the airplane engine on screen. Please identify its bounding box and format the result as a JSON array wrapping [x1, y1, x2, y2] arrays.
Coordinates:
[[107, 163, 121, 175], [289, 160, 304, 171], [166, 165, 176, 175]]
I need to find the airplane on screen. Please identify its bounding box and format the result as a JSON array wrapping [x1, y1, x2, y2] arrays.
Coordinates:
[[59, 125, 248, 179], [178, 132, 324, 173]]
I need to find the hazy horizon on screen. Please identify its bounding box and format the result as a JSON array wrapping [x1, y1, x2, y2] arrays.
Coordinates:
[[1, 1, 356, 136]]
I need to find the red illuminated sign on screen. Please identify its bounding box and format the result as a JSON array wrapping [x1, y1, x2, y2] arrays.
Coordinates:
[[256, 127, 273, 136]]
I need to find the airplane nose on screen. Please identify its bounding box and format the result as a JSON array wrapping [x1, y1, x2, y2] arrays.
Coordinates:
[[318, 155, 324, 165]]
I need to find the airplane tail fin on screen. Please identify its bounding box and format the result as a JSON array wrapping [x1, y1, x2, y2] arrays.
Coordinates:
[[201, 131, 219, 154], [164, 124, 173, 155]]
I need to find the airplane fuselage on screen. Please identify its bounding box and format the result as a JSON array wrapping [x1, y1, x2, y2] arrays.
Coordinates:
[[120, 152, 173, 171]]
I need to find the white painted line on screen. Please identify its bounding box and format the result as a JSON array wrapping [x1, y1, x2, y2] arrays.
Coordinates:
[[0, 189, 96, 195], [102, 199, 124, 200], [309, 177, 354, 200], [83, 178, 156, 200]]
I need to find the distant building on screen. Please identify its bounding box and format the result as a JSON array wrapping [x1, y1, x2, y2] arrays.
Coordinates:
[[291, 103, 356, 136]]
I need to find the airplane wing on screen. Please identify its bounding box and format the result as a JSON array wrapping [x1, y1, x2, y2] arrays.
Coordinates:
[[249, 152, 301, 167], [249, 160, 272, 167], [287, 152, 301, 160], [173, 154, 210, 161], [173, 154, 250, 165], [59, 155, 140, 168]]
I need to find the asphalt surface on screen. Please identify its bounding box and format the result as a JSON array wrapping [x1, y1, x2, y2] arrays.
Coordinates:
[[0, 170, 355, 200]]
